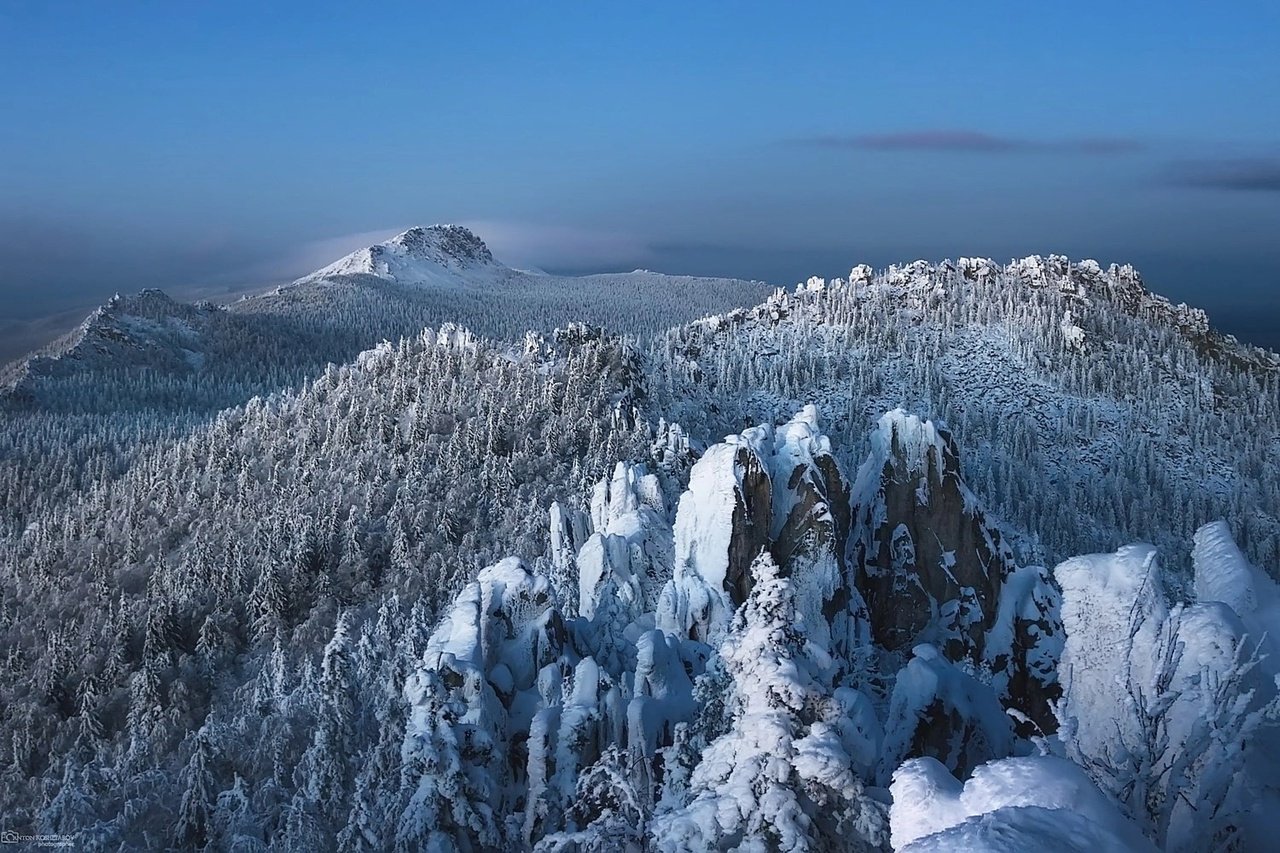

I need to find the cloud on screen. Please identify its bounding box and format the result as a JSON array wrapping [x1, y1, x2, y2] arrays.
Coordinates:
[[1161, 157, 1280, 192], [230, 228, 403, 282], [796, 130, 1143, 155], [459, 220, 654, 270]]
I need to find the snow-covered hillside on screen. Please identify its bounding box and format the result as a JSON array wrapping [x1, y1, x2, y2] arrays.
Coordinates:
[[3, 226, 769, 415], [646, 256, 1280, 580], [1, 243, 1278, 851], [0, 225, 769, 528]]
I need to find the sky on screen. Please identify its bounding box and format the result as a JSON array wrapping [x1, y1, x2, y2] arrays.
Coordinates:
[[1, 1, 1279, 352]]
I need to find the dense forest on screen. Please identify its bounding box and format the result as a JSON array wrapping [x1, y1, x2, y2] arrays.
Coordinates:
[[2, 231, 1278, 850]]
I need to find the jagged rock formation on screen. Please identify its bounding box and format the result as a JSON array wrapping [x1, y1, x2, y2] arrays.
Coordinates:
[[579, 462, 673, 622], [658, 406, 871, 663], [400, 558, 572, 848], [393, 406, 1088, 849], [850, 409, 1063, 732], [850, 410, 1008, 659], [878, 644, 1013, 783], [399, 409, 898, 850]]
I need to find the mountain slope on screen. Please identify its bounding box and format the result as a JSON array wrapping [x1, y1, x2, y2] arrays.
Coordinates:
[[0, 225, 770, 523], [2, 225, 771, 412], [2, 246, 1279, 850], [646, 256, 1280, 579]]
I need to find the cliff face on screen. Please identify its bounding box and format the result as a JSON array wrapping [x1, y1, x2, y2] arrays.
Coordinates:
[[851, 411, 1008, 660], [850, 410, 1063, 732], [659, 406, 869, 662]]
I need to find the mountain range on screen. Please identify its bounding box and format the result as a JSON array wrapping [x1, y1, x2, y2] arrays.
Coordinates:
[[1, 226, 1278, 851]]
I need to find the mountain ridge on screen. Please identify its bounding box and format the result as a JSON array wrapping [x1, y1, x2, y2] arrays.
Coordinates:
[[3, 239, 1279, 850], [290, 224, 499, 286]]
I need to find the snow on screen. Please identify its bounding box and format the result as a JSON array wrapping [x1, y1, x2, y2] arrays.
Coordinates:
[[8, 235, 1280, 851], [983, 563, 1063, 713], [1194, 519, 1260, 618], [419, 557, 556, 682], [1061, 309, 1086, 350], [1054, 544, 1168, 762], [890, 755, 1154, 852], [1055, 532, 1280, 851], [662, 440, 760, 641], [878, 644, 1013, 783], [767, 403, 829, 539], [293, 225, 497, 285], [851, 409, 976, 517]]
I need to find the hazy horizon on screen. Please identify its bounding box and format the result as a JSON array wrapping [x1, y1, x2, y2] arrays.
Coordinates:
[[2, 2, 1278, 357]]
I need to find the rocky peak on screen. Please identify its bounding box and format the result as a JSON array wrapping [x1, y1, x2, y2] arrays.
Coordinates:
[[850, 410, 1008, 660], [293, 224, 498, 285], [659, 407, 870, 661], [850, 409, 1063, 733], [387, 224, 494, 268]]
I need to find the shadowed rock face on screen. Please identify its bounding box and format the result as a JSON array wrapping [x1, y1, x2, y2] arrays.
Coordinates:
[[850, 410, 1063, 734], [724, 445, 772, 607], [853, 420, 1007, 662], [772, 451, 851, 578], [663, 408, 867, 655]]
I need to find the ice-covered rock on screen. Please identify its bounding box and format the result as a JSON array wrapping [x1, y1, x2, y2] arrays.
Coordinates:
[[1053, 544, 1168, 764], [1194, 519, 1260, 617], [850, 410, 1061, 730], [890, 755, 1154, 852], [983, 564, 1062, 735], [658, 423, 773, 644], [420, 557, 564, 688], [659, 406, 870, 661], [878, 644, 1013, 784], [769, 405, 868, 661], [582, 462, 672, 618]]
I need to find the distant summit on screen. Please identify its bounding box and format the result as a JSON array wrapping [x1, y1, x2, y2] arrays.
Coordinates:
[[294, 224, 499, 285], [391, 224, 494, 266]]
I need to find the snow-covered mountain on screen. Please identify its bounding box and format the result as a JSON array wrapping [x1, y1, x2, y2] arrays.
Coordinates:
[[0, 225, 770, 520], [1, 241, 1278, 851], [292, 224, 498, 283], [2, 225, 771, 411], [647, 257, 1280, 580]]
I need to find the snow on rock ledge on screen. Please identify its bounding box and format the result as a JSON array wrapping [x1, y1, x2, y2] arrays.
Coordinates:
[[851, 409, 1062, 733], [878, 644, 1013, 784], [890, 755, 1154, 852], [1193, 519, 1259, 616], [578, 462, 672, 622]]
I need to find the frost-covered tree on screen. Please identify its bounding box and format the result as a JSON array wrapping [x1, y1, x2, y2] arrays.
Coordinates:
[[396, 669, 501, 852], [1055, 538, 1280, 851], [650, 551, 886, 851], [174, 728, 217, 851]]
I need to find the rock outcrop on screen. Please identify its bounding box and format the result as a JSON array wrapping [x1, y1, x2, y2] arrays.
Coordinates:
[[658, 406, 870, 659], [850, 410, 1062, 732]]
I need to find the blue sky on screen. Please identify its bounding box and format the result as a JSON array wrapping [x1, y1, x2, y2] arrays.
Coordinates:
[[2, 2, 1278, 346]]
